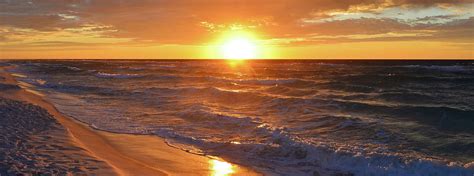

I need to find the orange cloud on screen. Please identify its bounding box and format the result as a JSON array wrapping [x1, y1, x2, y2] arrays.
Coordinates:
[[0, 0, 473, 59]]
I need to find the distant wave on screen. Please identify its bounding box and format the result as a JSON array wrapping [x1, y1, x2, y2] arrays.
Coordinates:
[[402, 65, 471, 73], [181, 76, 316, 87], [66, 66, 82, 71], [264, 86, 318, 97], [154, 64, 177, 68], [239, 78, 298, 85], [95, 72, 144, 79], [145, 86, 271, 105]]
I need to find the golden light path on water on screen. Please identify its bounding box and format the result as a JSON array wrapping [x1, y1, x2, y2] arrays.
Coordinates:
[[210, 159, 235, 176], [226, 59, 245, 68]]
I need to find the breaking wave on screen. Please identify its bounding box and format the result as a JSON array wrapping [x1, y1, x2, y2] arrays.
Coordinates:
[[7, 60, 474, 175]]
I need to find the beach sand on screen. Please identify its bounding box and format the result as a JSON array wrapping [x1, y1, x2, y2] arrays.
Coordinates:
[[0, 65, 260, 176]]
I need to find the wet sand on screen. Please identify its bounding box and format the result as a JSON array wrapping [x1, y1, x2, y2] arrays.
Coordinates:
[[0, 65, 260, 176]]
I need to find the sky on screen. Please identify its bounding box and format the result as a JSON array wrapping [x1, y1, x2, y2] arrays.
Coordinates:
[[0, 0, 473, 59]]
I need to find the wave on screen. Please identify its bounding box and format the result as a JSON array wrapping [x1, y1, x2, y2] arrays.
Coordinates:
[[392, 106, 474, 132], [238, 78, 314, 87], [0, 62, 10, 67], [182, 76, 317, 88], [9, 60, 474, 175], [66, 66, 82, 71], [153, 64, 177, 68], [155, 117, 474, 176], [141, 86, 474, 129], [145, 86, 271, 106], [33, 81, 130, 96], [153, 73, 315, 86], [264, 86, 318, 97], [261, 95, 474, 131], [42, 91, 474, 175], [95, 72, 144, 79], [402, 65, 471, 73], [117, 66, 145, 71]]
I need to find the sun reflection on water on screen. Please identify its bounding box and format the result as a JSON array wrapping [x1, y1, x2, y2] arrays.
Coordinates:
[[210, 159, 235, 176], [227, 59, 245, 68], [225, 59, 256, 77]]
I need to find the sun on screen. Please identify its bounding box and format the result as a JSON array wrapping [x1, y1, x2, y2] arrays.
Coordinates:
[[221, 38, 257, 60], [219, 32, 258, 60], [209, 30, 270, 60]]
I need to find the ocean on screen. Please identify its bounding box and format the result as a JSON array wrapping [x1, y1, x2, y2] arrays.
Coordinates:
[[7, 60, 474, 175]]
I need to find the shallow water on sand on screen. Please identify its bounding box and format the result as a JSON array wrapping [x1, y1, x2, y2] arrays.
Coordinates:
[[8, 60, 474, 175]]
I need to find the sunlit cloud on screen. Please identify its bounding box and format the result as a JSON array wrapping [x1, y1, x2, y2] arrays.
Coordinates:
[[0, 25, 132, 50], [0, 0, 472, 58]]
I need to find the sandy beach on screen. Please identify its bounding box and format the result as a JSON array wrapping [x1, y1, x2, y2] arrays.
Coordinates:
[[0, 65, 260, 175]]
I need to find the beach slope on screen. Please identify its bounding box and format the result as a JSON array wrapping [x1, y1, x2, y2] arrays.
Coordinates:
[[0, 65, 259, 176]]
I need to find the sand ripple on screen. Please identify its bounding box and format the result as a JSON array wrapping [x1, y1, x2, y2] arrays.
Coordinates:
[[0, 98, 114, 175]]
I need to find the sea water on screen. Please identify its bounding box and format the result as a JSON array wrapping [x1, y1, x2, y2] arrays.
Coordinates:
[[8, 60, 474, 175]]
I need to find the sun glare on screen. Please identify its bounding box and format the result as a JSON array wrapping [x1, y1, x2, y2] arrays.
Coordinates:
[[218, 31, 259, 60], [210, 159, 235, 176], [221, 38, 257, 60]]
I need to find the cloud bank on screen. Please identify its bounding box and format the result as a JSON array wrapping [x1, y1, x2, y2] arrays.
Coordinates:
[[0, 0, 472, 58]]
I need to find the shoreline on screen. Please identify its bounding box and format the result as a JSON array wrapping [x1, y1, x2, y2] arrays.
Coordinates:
[[0, 65, 260, 175]]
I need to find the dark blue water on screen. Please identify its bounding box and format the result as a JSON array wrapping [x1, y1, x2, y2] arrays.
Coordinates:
[[8, 60, 474, 175]]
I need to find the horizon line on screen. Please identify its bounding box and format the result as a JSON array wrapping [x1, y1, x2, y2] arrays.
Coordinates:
[[1, 58, 474, 61]]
